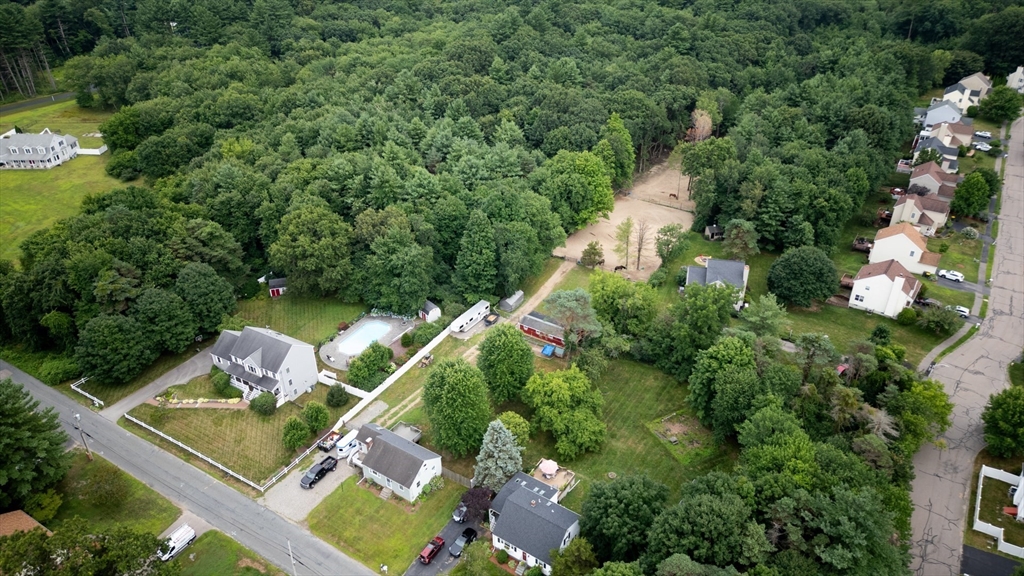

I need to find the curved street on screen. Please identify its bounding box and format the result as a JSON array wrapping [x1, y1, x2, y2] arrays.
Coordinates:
[[0, 360, 375, 576], [910, 116, 1024, 575]]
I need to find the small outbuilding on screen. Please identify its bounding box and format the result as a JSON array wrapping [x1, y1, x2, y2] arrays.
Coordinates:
[[499, 290, 525, 312], [268, 278, 287, 298], [419, 300, 441, 323], [704, 224, 724, 241], [518, 311, 565, 347], [450, 300, 491, 333]]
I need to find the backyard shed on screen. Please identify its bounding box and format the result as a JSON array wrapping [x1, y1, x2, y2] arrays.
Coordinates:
[[518, 311, 565, 347], [268, 278, 287, 298], [500, 290, 525, 312], [704, 224, 723, 241], [419, 300, 441, 322]]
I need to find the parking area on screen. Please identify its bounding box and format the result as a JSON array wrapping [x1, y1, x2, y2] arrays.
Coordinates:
[[403, 512, 485, 576], [259, 450, 358, 523]]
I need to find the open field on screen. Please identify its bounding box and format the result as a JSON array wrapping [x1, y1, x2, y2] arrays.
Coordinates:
[[128, 383, 352, 484], [308, 476, 464, 573], [929, 235, 982, 284], [237, 294, 366, 345], [178, 530, 285, 576], [966, 449, 1024, 558], [0, 100, 111, 147], [50, 450, 180, 535]]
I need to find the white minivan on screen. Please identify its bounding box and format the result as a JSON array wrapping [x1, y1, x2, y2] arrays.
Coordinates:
[[160, 524, 197, 562]]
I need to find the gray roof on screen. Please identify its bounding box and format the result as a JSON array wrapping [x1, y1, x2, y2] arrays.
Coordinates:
[[927, 100, 962, 115], [944, 82, 980, 97], [209, 327, 311, 373], [492, 486, 579, 565], [499, 291, 524, 311], [705, 224, 723, 234], [223, 361, 279, 392], [492, 472, 558, 514], [915, 137, 957, 156], [686, 259, 746, 290], [268, 278, 287, 289], [357, 424, 439, 487], [519, 311, 563, 336], [1, 131, 77, 161], [913, 107, 926, 116], [421, 300, 440, 313]]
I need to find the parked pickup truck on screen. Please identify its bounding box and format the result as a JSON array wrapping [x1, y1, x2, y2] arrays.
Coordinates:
[[419, 536, 445, 564]]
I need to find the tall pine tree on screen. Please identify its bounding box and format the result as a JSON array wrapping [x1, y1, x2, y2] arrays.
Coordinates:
[[455, 210, 497, 300], [0, 379, 70, 509], [473, 420, 523, 491]]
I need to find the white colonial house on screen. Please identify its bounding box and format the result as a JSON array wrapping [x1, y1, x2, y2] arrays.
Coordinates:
[[868, 222, 941, 275], [913, 101, 962, 129], [910, 161, 960, 201], [0, 128, 79, 169], [1008, 66, 1024, 95], [490, 473, 580, 575], [351, 423, 440, 502], [849, 260, 921, 318], [890, 195, 950, 236], [209, 326, 318, 406]]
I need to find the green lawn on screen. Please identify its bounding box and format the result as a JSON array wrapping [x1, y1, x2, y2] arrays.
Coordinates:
[[1009, 355, 1023, 387], [785, 305, 951, 367], [236, 294, 365, 345], [958, 149, 997, 174], [374, 334, 481, 412], [127, 383, 352, 484], [49, 450, 180, 535], [167, 374, 241, 400], [177, 530, 284, 576], [928, 236, 982, 284], [966, 449, 1024, 557], [921, 281, 975, 311], [308, 476, 464, 573], [0, 101, 130, 262], [519, 257, 565, 299]]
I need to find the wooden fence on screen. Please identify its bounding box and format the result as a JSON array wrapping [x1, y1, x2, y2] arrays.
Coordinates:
[[441, 467, 473, 488]]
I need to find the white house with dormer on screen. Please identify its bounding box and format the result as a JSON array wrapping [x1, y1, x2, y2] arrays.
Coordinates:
[[890, 195, 950, 236], [1008, 66, 1024, 94], [490, 473, 580, 575], [868, 222, 941, 275], [0, 128, 79, 169], [350, 423, 440, 502], [209, 326, 318, 406], [849, 260, 921, 318]]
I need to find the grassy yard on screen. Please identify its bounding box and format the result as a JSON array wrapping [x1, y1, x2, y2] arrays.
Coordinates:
[[0, 101, 130, 262], [177, 530, 285, 576], [49, 450, 180, 535], [958, 149, 997, 174], [236, 294, 365, 345], [127, 383, 352, 484], [785, 305, 951, 367], [966, 449, 1024, 557], [308, 476, 464, 573], [519, 257, 565, 299], [922, 281, 975, 311], [1009, 355, 1024, 387], [167, 374, 241, 400], [374, 334, 482, 411], [928, 236, 982, 284]]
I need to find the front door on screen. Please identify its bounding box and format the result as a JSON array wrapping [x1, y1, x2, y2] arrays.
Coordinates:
[[386, 478, 392, 488]]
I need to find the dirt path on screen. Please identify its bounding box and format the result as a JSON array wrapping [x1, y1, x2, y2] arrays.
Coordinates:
[[377, 392, 422, 428], [511, 260, 575, 322]]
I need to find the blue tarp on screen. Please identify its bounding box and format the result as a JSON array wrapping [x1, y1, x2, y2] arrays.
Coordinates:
[[541, 344, 555, 357]]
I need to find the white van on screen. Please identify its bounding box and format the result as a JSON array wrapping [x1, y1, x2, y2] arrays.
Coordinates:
[[159, 524, 197, 562]]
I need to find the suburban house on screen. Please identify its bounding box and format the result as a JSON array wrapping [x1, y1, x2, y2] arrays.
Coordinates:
[[351, 423, 441, 502], [450, 300, 490, 333], [418, 300, 441, 322], [1008, 66, 1024, 94], [868, 222, 940, 275], [910, 161, 960, 201], [913, 136, 959, 173], [685, 258, 749, 310], [942, 82, 984, 110], [209, 327, 318, 406], [849, 260, 921, 318], [518, 311, 566, 346], [913, 101, 962, 129], [0, 128, 79, 169], [927, 121, 973, 149], [890, 195, 950, 236], [490, 473, 581, 575], [704, 224, 724, 241], [956, 72, 992, 99], [268, 278, 287, 298]]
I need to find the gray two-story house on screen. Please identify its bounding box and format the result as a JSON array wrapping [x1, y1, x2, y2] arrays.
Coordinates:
[[209, 327, 318, 406]]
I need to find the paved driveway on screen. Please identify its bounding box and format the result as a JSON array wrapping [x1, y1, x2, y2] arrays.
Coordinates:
[[100, 349, 213, 421], [909, 117, 1024, 575], [403, 512, 484, 576], [260, 450, 357, 524], [0, 360, 375, 576]]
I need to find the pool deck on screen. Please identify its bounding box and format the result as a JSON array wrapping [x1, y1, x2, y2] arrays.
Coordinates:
[[319, 315, 415, 370]]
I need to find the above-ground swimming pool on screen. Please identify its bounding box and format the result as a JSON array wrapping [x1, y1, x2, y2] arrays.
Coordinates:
[[336, 320, 391, 356]]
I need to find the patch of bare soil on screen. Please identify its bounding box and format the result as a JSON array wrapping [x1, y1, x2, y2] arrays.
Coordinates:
[[237, 558, 268, 573]]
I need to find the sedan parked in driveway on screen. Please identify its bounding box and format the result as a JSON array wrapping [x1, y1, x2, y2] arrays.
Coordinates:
[[452, 502, 468, 523], [938, 269, 965, 282], [449, 528, 477, 557], [975, 142, 992, 152], [974, 131, 992, 139], [949, 305, 971, 318], [300, 456, 337, 489]]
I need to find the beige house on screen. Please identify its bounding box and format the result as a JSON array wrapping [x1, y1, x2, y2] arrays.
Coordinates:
[[957, 72, 992, 99], [910, 161, 960, 201], [927, 121, 973, 148], [849, 260, 921, 318], [868, 222, 940, 275], [1008, 66, 1024, 95], [891, 195, 950, 236]]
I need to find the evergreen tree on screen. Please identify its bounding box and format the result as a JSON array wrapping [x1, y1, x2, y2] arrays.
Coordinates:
[[552, 537, 600, 576], [473, 420, 523, 492], [600, 113, 636, 189], [455, 210, 497, 300], [423, 359, 492, 457], [477, 323, 534, 403], [0, 379, 70, 509], [581, 241, 604, 268]]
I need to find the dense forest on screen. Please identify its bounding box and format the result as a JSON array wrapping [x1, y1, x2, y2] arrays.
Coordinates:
[[0, 0, 1018, 572]]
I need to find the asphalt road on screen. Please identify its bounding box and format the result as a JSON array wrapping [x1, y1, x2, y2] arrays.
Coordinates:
[[961, 545, 1022, 576], [403, 512, 483, 576], [0, 360, 375, 576], [0, 91, 75, 114], [909, 116, 1024, 575]]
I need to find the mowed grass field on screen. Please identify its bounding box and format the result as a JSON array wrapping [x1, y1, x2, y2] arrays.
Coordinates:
[[128, 383, 352, 484], [50, 450, 180, 535], [237, 294, 366, 345], [177, 531, 285, 576], [308, 475, 464, 573], [0, 101, 127, 262]]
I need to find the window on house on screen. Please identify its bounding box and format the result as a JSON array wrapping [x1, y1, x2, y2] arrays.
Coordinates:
[[416, 481, 421, 487], [23, 147, 31, 154], [286, 367, 290, 373], [8, 148, 16, 154], [36, 147, 45, 154], [854, 295, 865, 302], [288, 379, 293, 386], [909, 250, 916, 257], [911, 213, 917, 218]]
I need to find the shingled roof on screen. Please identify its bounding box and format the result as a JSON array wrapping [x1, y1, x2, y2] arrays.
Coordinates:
[[686, 258, 746, 291], [895, 194, 950, 216], [875, 222, 929, 251], [492, 484, 579, 566], [210, 327, 311, 374], [357, 424, 439, 487], [854, 259, 921, 297]]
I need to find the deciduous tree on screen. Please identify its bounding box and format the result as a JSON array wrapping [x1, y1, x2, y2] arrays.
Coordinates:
[[75, 314, 158, 385], [767, 246, 838, 307], [552, 537, 600, 576], [0, 379, 69, 509], [521, 365, 606, 460], [655, 225, 689, 265], [589, 271, 657, 337], [649, 284, 736, 381], [539, 150, 615, 232], [455, 210, 497, 300], [173, 262, 235, 334], [981, 385, 1024, 458], [979, 85, 1024, 124], [283, 416, 309, 451], [614, 217, 634, 268], [478, 323, 534, 403], [131, 288, 196, 354], [581, 475, 669, 563], [302, 401, 330, 433], [950, 171, 990, 217], [473, 420, 523, 492], [543, 289, 603, 350], [269, 195, 355, 298], [740, 294, 788, 337], [497, 411, 530, 446], [423, 359, 492, 457]]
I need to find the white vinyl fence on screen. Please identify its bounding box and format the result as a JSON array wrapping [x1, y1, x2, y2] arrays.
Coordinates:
[[70, 377, 104, 407], [972, 465, 1024, 558]]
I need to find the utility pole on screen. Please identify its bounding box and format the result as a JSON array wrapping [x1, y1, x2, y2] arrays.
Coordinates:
[[74, 414, 93, 461], [287, 540, 298, 576]]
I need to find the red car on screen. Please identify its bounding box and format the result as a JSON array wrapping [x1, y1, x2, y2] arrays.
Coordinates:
[[418, 536, 444, 564]]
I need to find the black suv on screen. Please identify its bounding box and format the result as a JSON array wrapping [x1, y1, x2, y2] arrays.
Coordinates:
[[300, 456, 338, 489]]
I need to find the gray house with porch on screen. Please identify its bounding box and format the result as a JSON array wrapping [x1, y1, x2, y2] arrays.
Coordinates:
[[209, 327, 318, 406]]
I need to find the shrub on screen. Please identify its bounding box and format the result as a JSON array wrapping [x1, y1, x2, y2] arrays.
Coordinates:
[[211, 368, 233, 396], [918, 282, 929, 299], [982, 386, 1024, 458], [896, 308, 918, 325], [497, 550, 510, 564], [105, 149, 140, 181], [675, 267, 687, 286], [283, 416, 309, 451], [38, 356, 80, 385], [24, 489, 62, 523], [326, 385, 349, 407], [302, 401, 330, 433], [647, 268, 668, 287], [525, 568, 544, 576], [939, 242, 949, 253], [249, 392, 277, 415], [400, 332, 413, 347], [413, 321, 446, 346], [960, 227, 979, 240]]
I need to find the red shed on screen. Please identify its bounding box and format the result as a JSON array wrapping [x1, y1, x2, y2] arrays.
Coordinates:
[[517, 311, 565, 347]]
